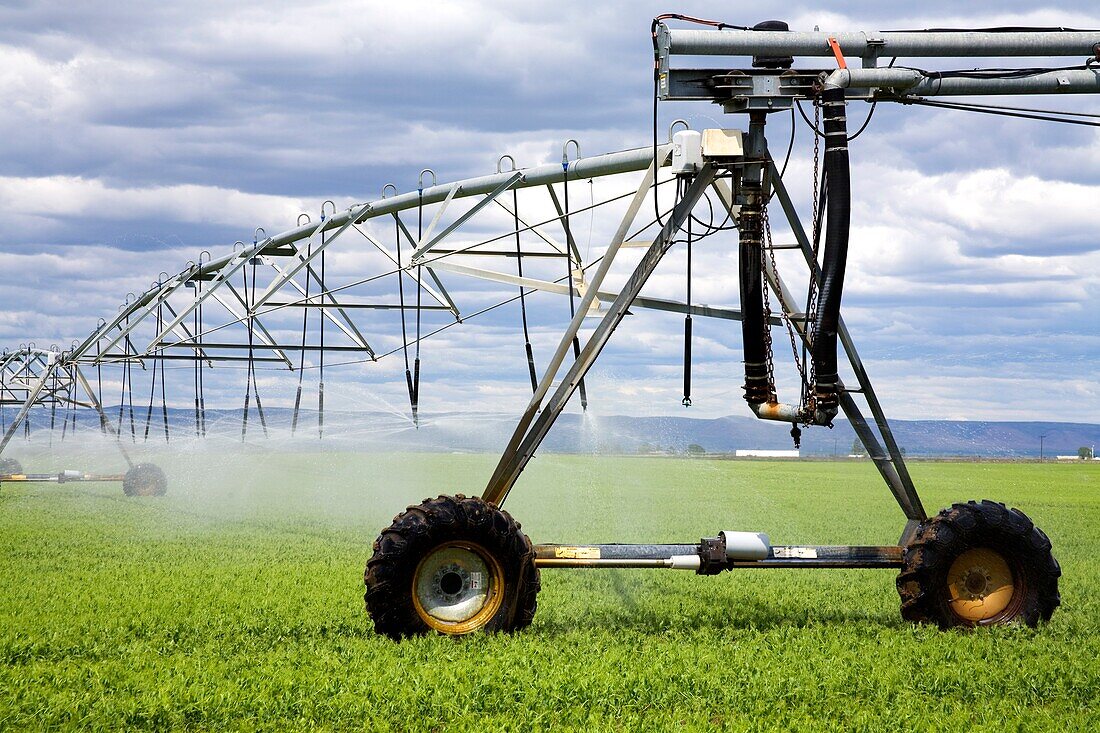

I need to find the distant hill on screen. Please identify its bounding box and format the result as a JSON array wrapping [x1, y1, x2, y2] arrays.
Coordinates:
[[16, 406, 1097, 458]]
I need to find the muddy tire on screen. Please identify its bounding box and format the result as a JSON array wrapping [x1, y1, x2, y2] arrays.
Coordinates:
[[365, 494, 539, 639], [897, 500, 1060, 628], [514, 549, 542, 630], [123, 463, 168, 497], [0, 457, 22, 475]]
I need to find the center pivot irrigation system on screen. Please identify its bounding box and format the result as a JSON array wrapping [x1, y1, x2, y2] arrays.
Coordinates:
[[3, 16, 1098, 635]]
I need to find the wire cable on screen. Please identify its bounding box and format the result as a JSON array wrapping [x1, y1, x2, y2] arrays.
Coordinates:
[[895, 96, 1100, 128]]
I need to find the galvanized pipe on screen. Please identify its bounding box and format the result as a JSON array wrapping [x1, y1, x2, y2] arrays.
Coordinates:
[[186, 147, 657, 284], [535, 557, 702, 569], [663, 28, 1100, 58], [826, 67, 1100, 95], [69, 146, 660, 358]]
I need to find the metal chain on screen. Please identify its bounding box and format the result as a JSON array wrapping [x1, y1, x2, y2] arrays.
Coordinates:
[[762, 206, 806, 386], [811, 100, 821, 248], [804, 99, 823, 407], [759, 211, 777, 403]]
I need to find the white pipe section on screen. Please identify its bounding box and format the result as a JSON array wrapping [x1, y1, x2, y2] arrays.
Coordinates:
[[668, 555, 703, 570], [720, 531, 771, 561]]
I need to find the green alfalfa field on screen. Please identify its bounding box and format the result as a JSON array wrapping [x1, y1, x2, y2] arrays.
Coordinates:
[[1, 451, 1098, 731]]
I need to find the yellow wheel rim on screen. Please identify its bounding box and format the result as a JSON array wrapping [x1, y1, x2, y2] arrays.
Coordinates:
[[947, 547, 1016, 622], [411, 541, 505, 634]]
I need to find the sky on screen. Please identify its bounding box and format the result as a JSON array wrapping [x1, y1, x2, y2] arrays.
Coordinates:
[[0, 1, 1098, 426]]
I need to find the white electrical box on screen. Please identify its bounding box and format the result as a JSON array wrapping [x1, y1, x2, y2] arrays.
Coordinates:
[[702, 129, 744, 159], [670, 129, 703, 175]]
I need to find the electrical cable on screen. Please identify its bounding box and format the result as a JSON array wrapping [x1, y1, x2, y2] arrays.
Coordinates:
[[248, 255, 268, 438], [197, 283, 206, 437], [318, 238, 326, 440], [292, 241, 311, 436], [901, 63, 1093, 80], [143, 304, 161, 442], [49, 368, 57, 445], [894, 98, 1100, 119], [194, 285, 202, 437], [409, 191, 423, 427], [159, 337, 170, 442], [884, 25, 1100, 33], [240, 261, 253, 442], [512, 188, 539, 392], [96, 339, 104, 434], [682, 177, 693, 408], [562, 156, 588, 411], [894, 96, 1100, 127]]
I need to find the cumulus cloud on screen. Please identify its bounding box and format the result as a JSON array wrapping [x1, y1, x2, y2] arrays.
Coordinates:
[[0, 1, 1098, 422]]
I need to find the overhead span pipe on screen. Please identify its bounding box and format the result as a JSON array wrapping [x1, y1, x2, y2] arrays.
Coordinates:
[[661, 27, 1100, 58], [72, 145, 660, 359], [825, 67, 1100, 96], [190, 146, 658, 282]]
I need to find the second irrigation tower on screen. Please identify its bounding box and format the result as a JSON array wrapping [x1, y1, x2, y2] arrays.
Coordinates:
[[364, 18, 1099, 637]]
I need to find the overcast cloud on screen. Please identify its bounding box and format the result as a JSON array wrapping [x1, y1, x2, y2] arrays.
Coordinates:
[[1, 1, 1097, 424]]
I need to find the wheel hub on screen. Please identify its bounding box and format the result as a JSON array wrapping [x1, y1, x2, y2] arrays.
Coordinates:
[[947, 547, 1016, 622], [412, 541, 503, 634]]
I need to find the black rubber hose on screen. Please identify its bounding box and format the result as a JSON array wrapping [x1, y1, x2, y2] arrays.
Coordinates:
[[682, 315, 693, 406], [738, 180, 769, 405], [811, 86, 851, 410]]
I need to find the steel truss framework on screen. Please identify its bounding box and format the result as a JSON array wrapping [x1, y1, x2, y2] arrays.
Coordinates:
[[1, 139, 924, 537], [3, 22, 1098, 573]]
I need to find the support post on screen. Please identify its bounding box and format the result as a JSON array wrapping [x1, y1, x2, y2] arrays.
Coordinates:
[[767, 162, 926, 522], [0, 351, 56, 456], [483, 163, 716, 506], [72, 364, 135, 469]]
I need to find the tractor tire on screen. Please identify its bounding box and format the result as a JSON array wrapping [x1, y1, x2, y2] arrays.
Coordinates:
[[897, 500, 1060, 628], [365, 494, 539, 639], [0, 457, 23, 475], [514, 550, 542, 631], [122, 463, 168, 497]]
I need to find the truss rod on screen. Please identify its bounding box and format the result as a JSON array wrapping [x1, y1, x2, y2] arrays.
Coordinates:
[[767, 161, 925, 521], [484, 161, 711, 506], [182, 147, 658, 283]]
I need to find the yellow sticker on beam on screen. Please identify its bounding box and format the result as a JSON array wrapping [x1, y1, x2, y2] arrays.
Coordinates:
[[554, 546, 601, 559]]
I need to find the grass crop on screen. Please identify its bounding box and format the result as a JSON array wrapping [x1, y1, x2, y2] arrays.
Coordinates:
[[1, 451, 1097, 731]]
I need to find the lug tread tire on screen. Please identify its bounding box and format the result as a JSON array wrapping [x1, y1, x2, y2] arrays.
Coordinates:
[[365, 494, 539, 639], [897, 499, 1060, 628], [122, 463, 167, 497]]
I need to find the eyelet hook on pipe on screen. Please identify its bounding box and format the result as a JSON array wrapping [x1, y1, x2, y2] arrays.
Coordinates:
[[418, 169, 436, 193], [199, 250, 211, 265], [382, 183, 398, 199], [497, 155, 516, 174], [320, 200, 336, 222], [562, 139, 580, 174], [253, 227, 266, 246], [668, 119, 690, 142], [297, 213, 311, 227]]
